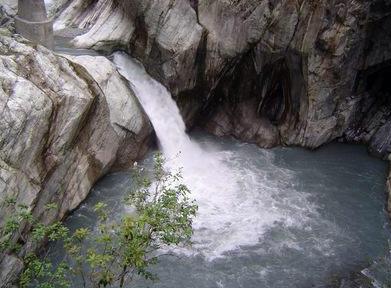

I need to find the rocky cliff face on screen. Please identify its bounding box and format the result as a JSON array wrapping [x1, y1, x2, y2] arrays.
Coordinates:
[[0, 33, 152, 286], [56, 0, 391, 158]]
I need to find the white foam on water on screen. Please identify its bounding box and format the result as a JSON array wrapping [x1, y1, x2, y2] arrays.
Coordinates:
[[113, 52, 331, 260]]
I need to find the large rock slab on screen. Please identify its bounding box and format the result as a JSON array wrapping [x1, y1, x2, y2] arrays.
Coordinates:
[[0, 34, 151, 286]]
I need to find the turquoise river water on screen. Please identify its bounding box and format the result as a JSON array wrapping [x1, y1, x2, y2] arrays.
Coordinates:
[[51, 131, 390, 288]]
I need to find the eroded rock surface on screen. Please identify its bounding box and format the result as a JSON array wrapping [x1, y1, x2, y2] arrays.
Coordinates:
[[0, 34, 151, 286], [56, 0, 391, 154]]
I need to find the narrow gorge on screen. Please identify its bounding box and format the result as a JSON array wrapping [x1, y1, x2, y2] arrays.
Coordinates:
[[1, 0, 391, 287]]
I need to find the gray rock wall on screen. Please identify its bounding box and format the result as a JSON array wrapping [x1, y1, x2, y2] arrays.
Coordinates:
[[57, 0, 391, 155]]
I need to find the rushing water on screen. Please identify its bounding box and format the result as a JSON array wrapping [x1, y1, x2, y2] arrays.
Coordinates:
[[57, 134, 389, 288], [51, 51, 390, 287], [113, 52, 202, 163], [113, 52, 284, 258]]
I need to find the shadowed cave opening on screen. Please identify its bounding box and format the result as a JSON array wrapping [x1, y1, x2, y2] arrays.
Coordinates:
[[366, 64, 391, 104], [195, 51, 304, 148], [258, 58, 292, 125], [205, 55, 294, 125]]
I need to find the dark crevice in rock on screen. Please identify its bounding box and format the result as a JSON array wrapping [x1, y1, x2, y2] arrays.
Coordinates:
[[369, 0, 391, 21], [129, 15, 148, 58], [258, 58, 292, 125], [344, 61, 391, 158]]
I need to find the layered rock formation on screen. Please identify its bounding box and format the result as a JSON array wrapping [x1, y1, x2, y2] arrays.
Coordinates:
[[55, 0, 391, 157], [0, 34, 151, 286]]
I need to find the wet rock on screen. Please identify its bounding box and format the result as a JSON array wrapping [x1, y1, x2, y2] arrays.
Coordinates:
[[205, 96, 280, 148]]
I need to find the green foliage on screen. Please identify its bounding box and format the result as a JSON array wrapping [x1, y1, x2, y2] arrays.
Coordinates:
[[0, 153, 197, 288], [0, 201, 33, 254], [20, 255, 70, 288]]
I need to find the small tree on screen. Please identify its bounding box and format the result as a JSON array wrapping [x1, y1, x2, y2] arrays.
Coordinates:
[[0, 153, 198, 287]]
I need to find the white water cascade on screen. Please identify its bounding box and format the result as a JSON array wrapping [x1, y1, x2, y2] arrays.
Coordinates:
[[113, 52, 327, 259], [113, 52, 201, 164]]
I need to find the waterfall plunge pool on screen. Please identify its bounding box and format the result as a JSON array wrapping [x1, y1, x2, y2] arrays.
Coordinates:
[[51, 131, 390, 288], [45, 49, 391, 287]]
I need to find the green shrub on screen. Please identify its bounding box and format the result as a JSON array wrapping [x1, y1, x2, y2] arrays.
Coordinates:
[[0, 153, 197, 287]]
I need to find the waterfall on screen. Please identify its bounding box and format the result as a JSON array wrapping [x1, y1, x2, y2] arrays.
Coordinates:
[[112, 52, 319, 259], [113, 52, 202, 165]]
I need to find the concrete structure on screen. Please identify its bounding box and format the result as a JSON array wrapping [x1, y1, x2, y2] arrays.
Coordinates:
[[15, 0, 53, 49]]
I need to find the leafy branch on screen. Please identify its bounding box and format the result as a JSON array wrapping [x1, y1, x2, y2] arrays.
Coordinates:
[[0, 153, 197, 288]]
